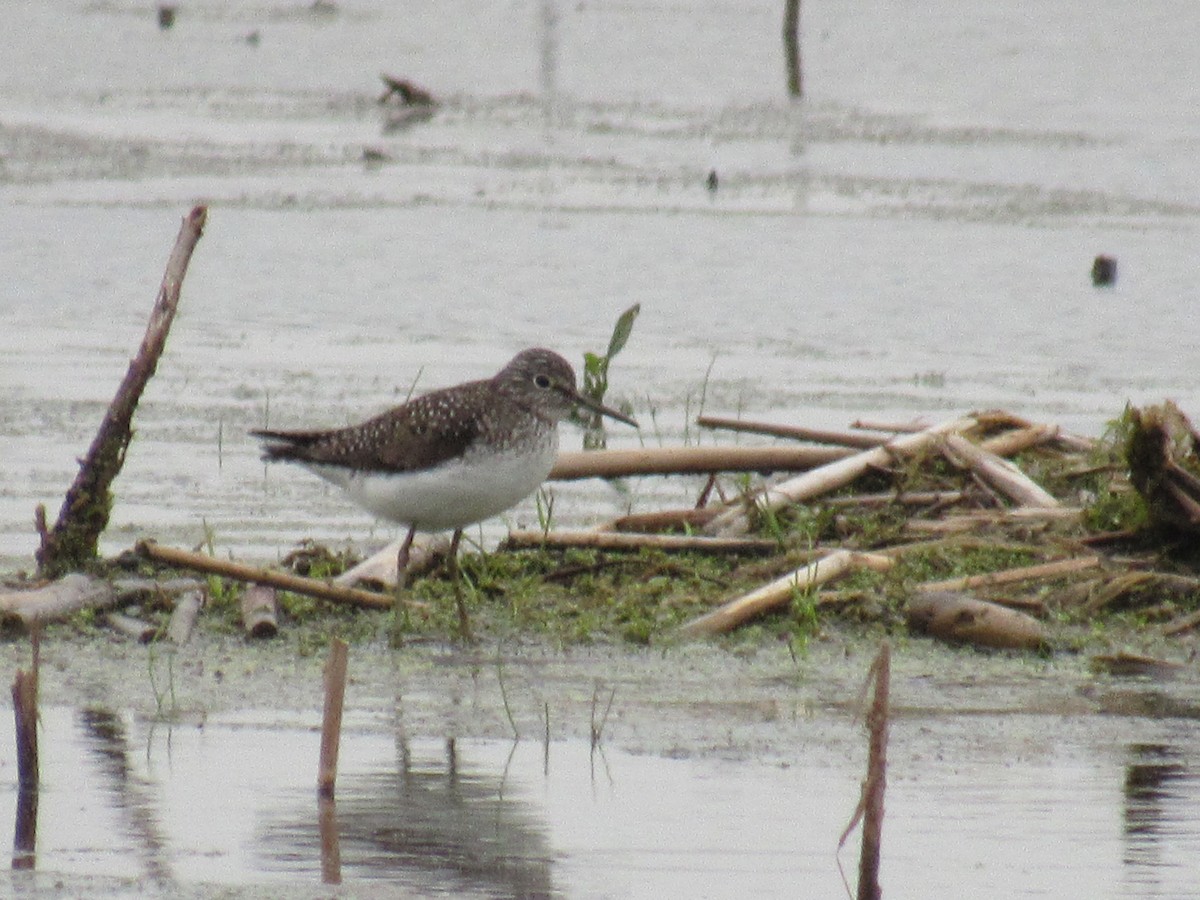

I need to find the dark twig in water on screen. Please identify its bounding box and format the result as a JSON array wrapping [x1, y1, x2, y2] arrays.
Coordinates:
[[589, 681, 616, 749], [837, 642, 890, 900], [11, 647, 39, 870], [496, 655, 520, 740]]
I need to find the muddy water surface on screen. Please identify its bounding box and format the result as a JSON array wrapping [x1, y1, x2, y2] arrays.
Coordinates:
[[2, 3, 1200, 896], [2, 640, 1200, 899]]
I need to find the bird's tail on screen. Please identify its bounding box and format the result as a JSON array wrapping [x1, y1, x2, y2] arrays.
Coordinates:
[[250, 429, 325, 463]]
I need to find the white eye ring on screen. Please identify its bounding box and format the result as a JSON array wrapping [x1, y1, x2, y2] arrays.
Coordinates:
[[534, 374, 552, 388]]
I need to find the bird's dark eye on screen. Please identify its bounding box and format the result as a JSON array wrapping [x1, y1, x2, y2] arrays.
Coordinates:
[[534, 374, 552, 389]]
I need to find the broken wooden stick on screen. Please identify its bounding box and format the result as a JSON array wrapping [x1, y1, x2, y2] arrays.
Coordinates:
[[550, 444, 851, 480], [241, 585, 279, 638], [0, 574, 118, 627], [679, 550, 894, 637], [978, 423, 1059, 457], [916, 555, 1102, 592], [705, 416, 978, 536], [137, 541, 419, 611], [906, 591, 1048, 650], [37, 206, 208, 577], [696, 415, 887, 449], [333, 534, 448, 589], [602, 507, 721, 533], [506, 529, 778, 554], [318, 638, 349, 799], [939, 433, 1060, 508], [838, 642, 889, 900], [11, 665, 38, 869], [167, 588, 205, 644]]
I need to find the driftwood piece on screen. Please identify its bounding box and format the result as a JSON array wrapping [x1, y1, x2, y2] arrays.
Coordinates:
[[506, 529, 778, 554], [0, 574, 118, 627], [906, 591, 1048, 650], [696, 415, 886, 449], [978, 424, 1058, 457], [167, 589, 204, 644], [137, 541, 417, 611], [1126, 401, 1200, 533], [939, 434, 1060, 508], [679, 550, 894, 637], [916, 555, 1102, 593], [550, 445, 851, 480], [241, 585, 280, 638], [37, 206, 208, 577], [333, 534, 448, 589], [705, 416, 978, 536]]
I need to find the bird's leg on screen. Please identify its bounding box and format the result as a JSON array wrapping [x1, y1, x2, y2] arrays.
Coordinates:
[[447, 528, 474, 643], [395, 525, 416, 589]]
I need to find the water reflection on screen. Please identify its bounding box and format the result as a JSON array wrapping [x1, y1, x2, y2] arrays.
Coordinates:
[[1122, 742, 1196, 875], [3, 707, 1200, 897], [77, 707, 172, 886], [257, 737, 555, 898]]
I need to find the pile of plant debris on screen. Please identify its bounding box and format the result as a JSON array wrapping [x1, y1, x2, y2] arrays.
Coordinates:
[[7, 399, 1200, 669]]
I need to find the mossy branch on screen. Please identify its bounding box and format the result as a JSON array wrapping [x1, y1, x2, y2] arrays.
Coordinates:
[[37, 206, 208, 577]]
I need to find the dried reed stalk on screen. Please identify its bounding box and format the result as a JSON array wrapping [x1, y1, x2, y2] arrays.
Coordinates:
[[318, 638, 349, 799], [916, 555, 1101, 592], [167, 589, 205, 644], [939, 433, 1060, 507], [678, 550, 893, 636], [550, 444, 851, 480], [696, 415, 886, 449], [705, 416, 978, 536], [138, 541, 419, 611], [506, 529, 778, 554]]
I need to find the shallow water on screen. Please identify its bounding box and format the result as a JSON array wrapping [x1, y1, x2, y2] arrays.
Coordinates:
[[1, 705, 1199, 898]]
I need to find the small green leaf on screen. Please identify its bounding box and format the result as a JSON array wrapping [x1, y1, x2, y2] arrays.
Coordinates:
[[606, 303, 640, 358]]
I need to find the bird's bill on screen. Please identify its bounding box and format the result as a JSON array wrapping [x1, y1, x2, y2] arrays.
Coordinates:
[[569, 390, 638, 428]]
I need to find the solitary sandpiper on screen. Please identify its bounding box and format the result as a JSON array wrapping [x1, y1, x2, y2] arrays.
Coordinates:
[[253, 348, 638, 620]]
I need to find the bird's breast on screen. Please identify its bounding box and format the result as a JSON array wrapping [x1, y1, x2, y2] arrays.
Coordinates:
[[303, 430, 559, 531]]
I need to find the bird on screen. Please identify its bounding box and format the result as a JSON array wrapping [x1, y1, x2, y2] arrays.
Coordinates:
[[252, 348, 638, 631]]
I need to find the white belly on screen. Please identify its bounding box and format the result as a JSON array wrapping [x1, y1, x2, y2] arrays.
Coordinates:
[[304, 437, 559, 532]]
